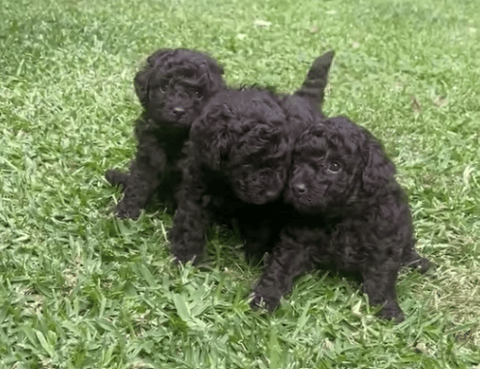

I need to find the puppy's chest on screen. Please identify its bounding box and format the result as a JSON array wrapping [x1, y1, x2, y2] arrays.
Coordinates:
[[152, 125, 189, 157], [158, 140, 186, 161], [289, 218, 373, 270]]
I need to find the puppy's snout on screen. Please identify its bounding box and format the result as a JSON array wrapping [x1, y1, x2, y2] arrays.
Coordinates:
[[265, 189, 280, 200], [172, 107, 186, 117], [292, 182, 307, 194]]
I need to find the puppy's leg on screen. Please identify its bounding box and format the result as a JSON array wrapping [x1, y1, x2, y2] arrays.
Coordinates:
[[169, 163, 209, 263], [251, 231, 315, 311], [401, 241, 432, 273], [114, 135, 166, 219], [106, 159, 137, 188], [236, 212, 277, 264], [242, 224, 275, 265], [361, 259, 404, 322], [105, 169, 130, 188]]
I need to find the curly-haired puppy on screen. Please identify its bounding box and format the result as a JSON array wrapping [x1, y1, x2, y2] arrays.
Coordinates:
[[105, 48, 225, 218], [168, 51, 335, 264], [169, 88, 299, 263], [236, 50, 335, 261], [251, 116, 431, 321]]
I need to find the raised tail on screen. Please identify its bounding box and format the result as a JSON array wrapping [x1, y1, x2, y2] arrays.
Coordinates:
[[294, 50, 335, 112]]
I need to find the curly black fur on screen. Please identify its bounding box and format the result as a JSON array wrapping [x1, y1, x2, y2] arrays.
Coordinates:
[[293, 50, 334, 112], [168, 51, 335, 264], [168, 88, 294, 262], [251, 116, 431, 322], [105, 48, 225, 218]]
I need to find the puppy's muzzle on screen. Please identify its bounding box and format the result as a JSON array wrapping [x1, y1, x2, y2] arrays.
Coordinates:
[[264, 189, 281, 201], [291, 182, 307, 194], [172, 107, 186, 118]]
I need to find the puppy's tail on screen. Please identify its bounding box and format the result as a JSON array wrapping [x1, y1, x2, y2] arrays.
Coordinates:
[[294, 50, 335, 111]]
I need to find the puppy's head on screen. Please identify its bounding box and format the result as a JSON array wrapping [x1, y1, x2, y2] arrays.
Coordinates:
[[191, 89, 292, 205], [284, 116, 396, 213], [134, 48, 225, 128]]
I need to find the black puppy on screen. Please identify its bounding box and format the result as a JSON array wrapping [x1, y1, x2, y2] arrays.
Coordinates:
[[168, 51, 335, 263], [106, 48, 225, 218], [169, 87, 295, 263], [251, 116, 431, 321], [234, 50, 336, 262]]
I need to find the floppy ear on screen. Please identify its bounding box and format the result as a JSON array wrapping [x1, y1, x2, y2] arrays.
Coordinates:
[[133, 48, 173, 107], [134, 68, 150, 107], [202, 134, 231, 170], [361, 136, 396, 194], [198, 59, 225, 94], [190, 112, 234, 171], [207, 59, 224, 77]]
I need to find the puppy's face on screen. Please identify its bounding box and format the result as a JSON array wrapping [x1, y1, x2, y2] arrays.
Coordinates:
[[284, 116, 395, 213], [192, 89, 292, 205], [135, 48, 224, 128], [228, 127, 291, 205]]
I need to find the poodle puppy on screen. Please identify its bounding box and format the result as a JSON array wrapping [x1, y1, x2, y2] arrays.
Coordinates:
[[168, 87, 295, 263], [251, 116, 431, 321], [169, 51, 336, 264], [236, 50, 336, 262], [105, 48, 225, 218]]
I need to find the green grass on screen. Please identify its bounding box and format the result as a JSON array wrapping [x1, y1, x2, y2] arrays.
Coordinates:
[[1, 0, 480, 367]]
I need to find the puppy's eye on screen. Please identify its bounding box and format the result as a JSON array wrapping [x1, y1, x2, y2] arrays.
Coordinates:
[[327, 161, 342, 173], [192, 87, 203, 97], [158, 82, 168, 92]]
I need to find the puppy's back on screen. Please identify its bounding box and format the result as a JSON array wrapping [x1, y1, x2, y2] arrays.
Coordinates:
[[191, 87, 288, 140]]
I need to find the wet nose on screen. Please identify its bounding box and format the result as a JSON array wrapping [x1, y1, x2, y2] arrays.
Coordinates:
[[292, 182, 307, 194], [265, 189, 279, 200], [172, 107, 185, 117]]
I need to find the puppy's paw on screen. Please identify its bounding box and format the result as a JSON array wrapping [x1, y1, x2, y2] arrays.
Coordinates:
[[243, 249, 267, 266], [249, 290, 281, 312], [172, 252, 200, 265], [115, 203, 141, 220], [105, 169, 129, 187], [403, 257, 433, 274], [416, 257, 434, 274], [378, 302, 405, 323]]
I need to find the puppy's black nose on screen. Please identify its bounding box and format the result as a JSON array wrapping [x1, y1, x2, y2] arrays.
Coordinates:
[[172, 107, 185, 117], [292, 183, 307, 194], [265, 189, 279, 200]]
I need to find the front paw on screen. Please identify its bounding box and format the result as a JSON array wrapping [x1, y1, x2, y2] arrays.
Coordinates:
[[172, 252, 201, 265], [115, 203, 141, 220], [250, 289, 281, 312], [169, 238, 204, 265], [105, 169, 129, 187], [378, 301, 405, 323], [244, 249, 267, 266], [413, 257, 433, 274], [402, 257, 433, 274]]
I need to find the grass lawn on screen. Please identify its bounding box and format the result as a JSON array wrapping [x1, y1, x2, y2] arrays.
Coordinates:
[[1, 0, 480, 367]]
